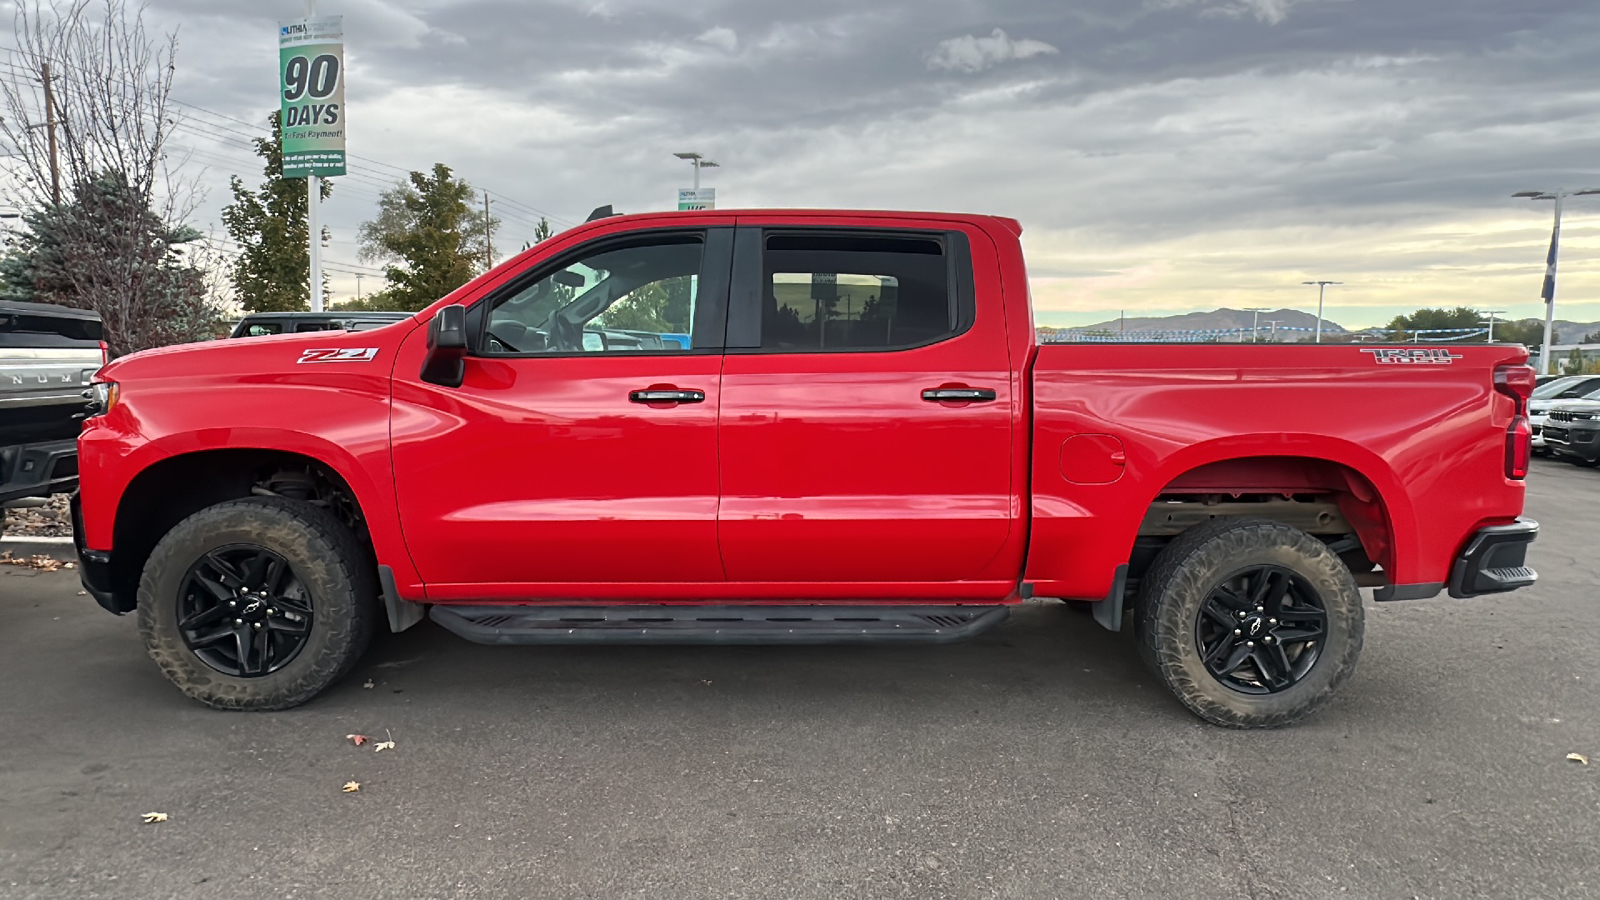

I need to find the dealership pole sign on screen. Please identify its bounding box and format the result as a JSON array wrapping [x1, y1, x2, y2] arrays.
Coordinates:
[[279, 16, 346, 178], [678, 188, 715, 210]]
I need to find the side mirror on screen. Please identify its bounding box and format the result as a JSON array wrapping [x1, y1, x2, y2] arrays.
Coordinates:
[[421, 304, 467, 387]]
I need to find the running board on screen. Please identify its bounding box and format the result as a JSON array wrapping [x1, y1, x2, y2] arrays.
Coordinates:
[[429, 604, 1010, 645]]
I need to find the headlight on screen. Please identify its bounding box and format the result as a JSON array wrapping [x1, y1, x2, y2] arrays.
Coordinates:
[[83, 381, 119, 417]]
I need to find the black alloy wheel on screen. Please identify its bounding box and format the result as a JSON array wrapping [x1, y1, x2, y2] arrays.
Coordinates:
[[1195, 565, 1325, 694], [177, 545, 313, 677]]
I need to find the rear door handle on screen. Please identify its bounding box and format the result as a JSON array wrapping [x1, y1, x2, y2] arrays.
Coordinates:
[[922, 387, 997, 403], [630, 389, 705, 404]]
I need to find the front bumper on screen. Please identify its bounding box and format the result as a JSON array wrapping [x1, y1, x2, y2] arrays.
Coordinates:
[[0, 438, 78, 505], [1448, 517, 1538, 599], [1542, 420, 1600, 462], [70, 492, 126, 614]]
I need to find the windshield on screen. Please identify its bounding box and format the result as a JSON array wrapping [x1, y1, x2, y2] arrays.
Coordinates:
[[1532, 377, 1579, 399]]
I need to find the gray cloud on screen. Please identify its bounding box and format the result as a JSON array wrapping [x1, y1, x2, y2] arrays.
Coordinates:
[[927, 28, 1058, 73], [130, 0, 1600, 323]]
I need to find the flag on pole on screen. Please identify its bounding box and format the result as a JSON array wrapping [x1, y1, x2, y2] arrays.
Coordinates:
[[1541, 217, 1560, 304]]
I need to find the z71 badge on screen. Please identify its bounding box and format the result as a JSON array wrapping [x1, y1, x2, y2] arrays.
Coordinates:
[[297, 348, 380, 364], [1360, 348, 1463, 365]]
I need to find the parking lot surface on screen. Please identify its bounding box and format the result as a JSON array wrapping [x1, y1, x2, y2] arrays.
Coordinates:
[[2, 456, 1597, 899]]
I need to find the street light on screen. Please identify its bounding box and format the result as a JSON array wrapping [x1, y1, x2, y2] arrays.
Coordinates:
[[1481, 309, 1505, 343], [673, 151, 720, 190], [1514, 189, 1600, 373], [1302, 281, 1342, 343], [1265, 319, 1283, 342], [1243, 307, 1270, 343]]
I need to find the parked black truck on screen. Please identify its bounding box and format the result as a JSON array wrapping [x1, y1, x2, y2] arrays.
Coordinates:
[[0, 300, 103, 511]]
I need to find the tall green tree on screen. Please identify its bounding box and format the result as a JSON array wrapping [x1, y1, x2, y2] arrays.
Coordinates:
[[357, 163, 499, 312], [1384, 307, 1483, 341], [221, 111, 331, 312]]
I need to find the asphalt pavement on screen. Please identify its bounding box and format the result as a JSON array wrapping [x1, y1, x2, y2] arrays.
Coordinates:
[[2, 457, 1597, 899]]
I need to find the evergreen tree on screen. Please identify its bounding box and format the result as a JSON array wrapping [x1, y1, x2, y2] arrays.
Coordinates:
[[6, 171, 218, 354], [221, 111, 331, 312]]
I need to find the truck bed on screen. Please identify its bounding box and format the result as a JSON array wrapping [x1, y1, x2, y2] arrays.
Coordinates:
[[1025, 342, 1531, 600]]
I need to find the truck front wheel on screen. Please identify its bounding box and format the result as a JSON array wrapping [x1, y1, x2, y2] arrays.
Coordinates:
[[1134, 518, 1364, 728], [136, 497, 378, 710]]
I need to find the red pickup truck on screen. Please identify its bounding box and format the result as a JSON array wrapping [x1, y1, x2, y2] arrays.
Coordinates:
[[72, 209, 1539, 727]]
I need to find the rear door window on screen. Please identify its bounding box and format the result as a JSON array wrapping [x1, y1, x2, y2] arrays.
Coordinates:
[[725, 229, 973, 353]]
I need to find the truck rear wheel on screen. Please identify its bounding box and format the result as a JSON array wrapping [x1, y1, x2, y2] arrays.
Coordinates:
[[1134, 518, 1364, 728], [136, 497, 377, 710]]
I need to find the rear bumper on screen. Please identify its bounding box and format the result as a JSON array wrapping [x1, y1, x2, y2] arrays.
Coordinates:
[[1448, 517, 1539, 599], [70, 492, 126, 614], [0, 438, 78, 505]]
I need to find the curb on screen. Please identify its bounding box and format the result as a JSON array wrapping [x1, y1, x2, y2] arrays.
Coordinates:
[[0, 536, 76, 560]]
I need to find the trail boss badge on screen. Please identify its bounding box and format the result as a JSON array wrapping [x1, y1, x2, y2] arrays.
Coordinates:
[[1360, 348, 1463, 365]]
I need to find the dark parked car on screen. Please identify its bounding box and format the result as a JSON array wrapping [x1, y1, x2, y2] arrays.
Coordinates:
[[230, 311, 413, 338]]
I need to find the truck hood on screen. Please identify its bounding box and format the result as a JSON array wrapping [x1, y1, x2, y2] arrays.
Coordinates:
[[1547, 398, 1600, 413], [99, 324, 414, 383]]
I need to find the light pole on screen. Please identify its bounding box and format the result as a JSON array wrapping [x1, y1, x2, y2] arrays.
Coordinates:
[[1514, 189, 1600, 374], [305, 0, 322, 312], [1243, 307, 1269, 343], [1265, 319, 1283, 342], [1481, 309, 1505, 343], [1302, 281, 1341, 343], [673, 151, 719, 190]]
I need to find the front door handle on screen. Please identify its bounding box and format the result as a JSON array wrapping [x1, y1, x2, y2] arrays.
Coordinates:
[[630, 389, 705, 404], [922, 387, 996, 403]]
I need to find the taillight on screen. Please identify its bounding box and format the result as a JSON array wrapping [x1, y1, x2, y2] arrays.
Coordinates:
[[1494, 363, 1536, 415], [1495, 364, 1535, 479], [1506, 415, 1531, 479], [99, 340, 109, 367]]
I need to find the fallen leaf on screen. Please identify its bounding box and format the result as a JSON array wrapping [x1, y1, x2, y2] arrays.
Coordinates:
[[346, 734, 368, 747], [141, 812, 168, 824], [342, 781, 361, 793], [0, 553, 65, 572], [1568, 753, 1589, 765], [374, 740, 395, 753]]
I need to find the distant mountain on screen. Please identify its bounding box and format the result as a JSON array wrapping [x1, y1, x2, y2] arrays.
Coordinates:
[[1547, 320, 1600, 343], [1053, 308, 1345, 342], [1038, 310, 1600, 344]]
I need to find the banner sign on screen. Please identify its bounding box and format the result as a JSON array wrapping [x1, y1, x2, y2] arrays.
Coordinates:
[[279, 16, 346, 178], [677, 188, 715, 210]]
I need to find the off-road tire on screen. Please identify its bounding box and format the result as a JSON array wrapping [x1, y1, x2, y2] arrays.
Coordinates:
[[137, 497, 377, 710], [1135, 518, 1364, 728]]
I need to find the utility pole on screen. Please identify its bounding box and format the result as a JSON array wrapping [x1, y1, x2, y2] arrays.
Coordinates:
[[483, 191, 494, 268], [40, 62, 60, 206], [355, 273, 363, 302], [1482, 309, 1505, 343], [1515, 188, 1600, 374], [1302, 281, 1341, 343]]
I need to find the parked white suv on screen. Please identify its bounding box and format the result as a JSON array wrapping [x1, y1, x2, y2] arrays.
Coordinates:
[[1530, 376, 1600, 454]]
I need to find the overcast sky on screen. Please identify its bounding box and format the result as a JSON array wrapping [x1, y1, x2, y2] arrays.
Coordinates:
[[101, 1, 1600, 327]]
